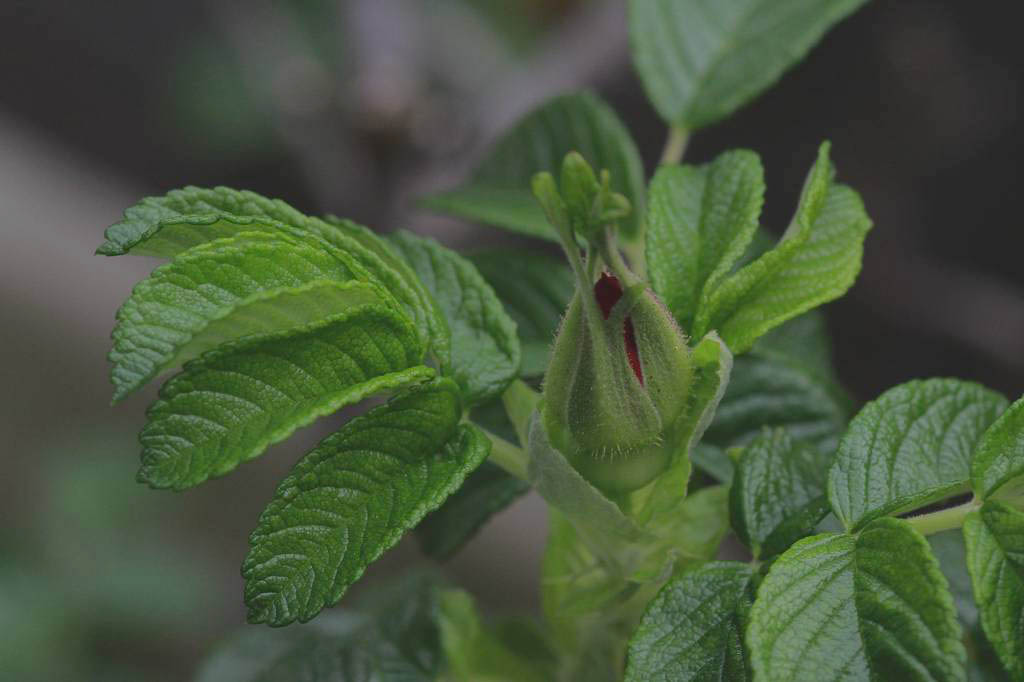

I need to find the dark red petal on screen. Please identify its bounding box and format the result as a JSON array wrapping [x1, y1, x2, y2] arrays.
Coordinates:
[[593, 272, 623, 320], [593, 272, 643, 384]]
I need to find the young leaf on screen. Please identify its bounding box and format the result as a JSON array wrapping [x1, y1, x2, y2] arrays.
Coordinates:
[[138, 305, 432, 490], [730, 428, 831, 559], [469, 250, 573, 378], [828, 378, 1007, 531], [628, 0, 869, 130], [646, 150, 765, 333], [625, 562, 755, 682], [415, 461, 529, 561], [964, 501, 1024, 679], [527, 411, 644, 554], [388, 230, 521, 406], [98, 186, 443, 355], [109, 232, 389, 402], [421, 92, 646, 241], [243, 379, 489, 626], [748, 518, 966, 681], [971, 395, 1024, 500], [693, 143, 873, 353]]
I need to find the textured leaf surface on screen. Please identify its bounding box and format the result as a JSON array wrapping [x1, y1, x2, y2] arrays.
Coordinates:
[[415, 461, 529, 561], [628, 0, 868, 129], [626, 562, 754, 682], [243, 380, 488, 626], [109, 233, 389, 401], [98, 186, 442, 353], [971, 396, 1024, 500], [704, 313, 851, 459], [422, 92, 646, 240], [964, 501, 1024, 680], [139, 305, 431, 490], [748, 518, 966, 681], [730, 428, 830, 559], [694, 143, 873, 353], [469, 250, 573, 377], [198, 576, 446, 681], [828, 378, 1007, 531], [389, 231, 520, 405], [646, 150, 764, 333]]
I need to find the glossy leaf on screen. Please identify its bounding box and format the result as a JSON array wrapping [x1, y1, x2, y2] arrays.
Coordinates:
[[646, 149, 764, 332], [626, 562, 754, 682], [828, 378, 1007, 531], [388, 231, 520, 406], [469, 250, 573, 377], [748, 518, 966, 681], [971, 395, 1024, 500], [964, 501, 1024, 680], [628, 0, 868, 130], [421, 92, 646, 241], [730, 428, 831, 559], [693, 143, 873, 353], [243, 379, 489, 626], [138, 305, 432, 490], [415, 461, 529, 561], [109, 232, 386, 402]]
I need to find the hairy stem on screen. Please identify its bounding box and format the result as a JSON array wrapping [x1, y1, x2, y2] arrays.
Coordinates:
[[502, 379, 540, 446], [659, 126, 689, 165], [905, 497, 980, 536]]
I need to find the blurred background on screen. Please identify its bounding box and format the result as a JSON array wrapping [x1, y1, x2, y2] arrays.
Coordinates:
[[2, 0, 1022, 679]]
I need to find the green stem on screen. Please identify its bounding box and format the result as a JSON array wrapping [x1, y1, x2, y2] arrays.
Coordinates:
[[659, 126, 689, 165], [482, 428, 529, 481], [502, 379, 540, 447], [905, 498, 980, 536]]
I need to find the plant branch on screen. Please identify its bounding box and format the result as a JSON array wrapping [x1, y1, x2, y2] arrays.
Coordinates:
[[481, 428, 529, 482], [905, 497, 980, 536], [659, 126, 690, 165], [502, 379, 540, 447]]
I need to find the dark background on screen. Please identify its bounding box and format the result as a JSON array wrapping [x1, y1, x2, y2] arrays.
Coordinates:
[[2, 1, 1021, 679]]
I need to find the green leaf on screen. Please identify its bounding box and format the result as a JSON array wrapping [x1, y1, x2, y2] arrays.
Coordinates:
[[828, 378, 1008, 531], [693, 143, 873, 353], [324, 214, 453, 367], [971, 395, 1024, 500], [748, 518, 966, 681], [439, 589, 558, 682], [930, 530, 980, 630], [646, 149, 765, 333], [626, 562, 755, 682], [730, 428, 831, 559], [421, 92, 646, 241], [388, 231, 521, 406], [628, 0, 869, 130], [243, 379, 489, 626], [704, 320, 851, 458], [468, 250, 573, 377], [97, 186, 443, 356], [198, 575, 447, 681], [527, 411, 644, 554], [415, 461, 529, 561], [964, 501, 1024, 680], [138, 305, 432, 490], [109, 232, 390, 402]]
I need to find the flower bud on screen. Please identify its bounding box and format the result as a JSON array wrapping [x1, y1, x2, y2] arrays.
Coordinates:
[[543, 272, 693, 494]]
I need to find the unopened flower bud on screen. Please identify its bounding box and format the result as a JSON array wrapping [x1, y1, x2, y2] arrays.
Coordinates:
[[543, 272, 693, 494]]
